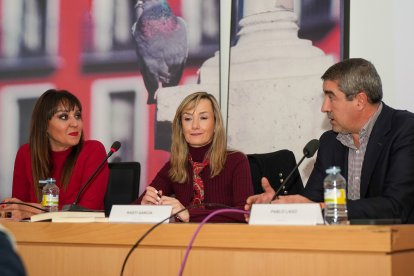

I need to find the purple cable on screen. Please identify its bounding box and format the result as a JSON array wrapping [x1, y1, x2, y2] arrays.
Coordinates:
[[178, 209, 249, 276]]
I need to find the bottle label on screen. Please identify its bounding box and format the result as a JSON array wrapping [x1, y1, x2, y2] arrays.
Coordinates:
[[42, 194, 59, 207], [324, 188, 346, 204]]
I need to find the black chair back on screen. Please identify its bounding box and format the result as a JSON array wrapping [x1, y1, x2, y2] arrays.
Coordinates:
[[104, 162, 141, 216], [248, 150, 303, 195]]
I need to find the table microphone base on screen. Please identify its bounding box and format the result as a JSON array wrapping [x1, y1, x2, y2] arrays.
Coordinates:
[[61, 204, 97, 212]]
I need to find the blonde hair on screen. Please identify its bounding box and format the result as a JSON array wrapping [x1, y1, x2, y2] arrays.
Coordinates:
[[169, 92, 227, 183]]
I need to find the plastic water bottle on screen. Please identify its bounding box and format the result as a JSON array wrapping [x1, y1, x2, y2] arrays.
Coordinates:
[[41, 178, 60, 212], [323, 166, 348, 224]]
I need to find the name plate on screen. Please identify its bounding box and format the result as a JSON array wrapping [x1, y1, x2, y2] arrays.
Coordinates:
[[109, 205, 172, 223], [249, 203, 324, 225]]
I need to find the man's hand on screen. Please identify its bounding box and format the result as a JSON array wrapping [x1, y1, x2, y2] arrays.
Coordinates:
[[271, 194, 314, 204], [244, 177, 275, 221], [244, 177, 275, 212], [244, 178, 317, 222]]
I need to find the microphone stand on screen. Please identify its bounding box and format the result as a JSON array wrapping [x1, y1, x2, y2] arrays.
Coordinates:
[[62, 151, 115, 212], [271, 139, 319, 201]]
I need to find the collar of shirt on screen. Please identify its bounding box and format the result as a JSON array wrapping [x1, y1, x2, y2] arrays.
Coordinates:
[[336, 102, 383, 149]]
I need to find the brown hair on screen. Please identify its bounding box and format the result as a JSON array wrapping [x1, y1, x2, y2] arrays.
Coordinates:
[[169, 92, 227, 183], [30, 89, 84, 201]]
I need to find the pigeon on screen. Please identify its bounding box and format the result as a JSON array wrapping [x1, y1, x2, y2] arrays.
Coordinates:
[[131, 0, 188, 104]]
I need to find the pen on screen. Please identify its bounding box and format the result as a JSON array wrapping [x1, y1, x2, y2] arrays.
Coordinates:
[[270, 193, 279, 202]]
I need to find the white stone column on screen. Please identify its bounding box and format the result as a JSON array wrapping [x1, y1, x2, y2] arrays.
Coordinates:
[[200, 0, 333, 180], [158, 0, 334, 181]]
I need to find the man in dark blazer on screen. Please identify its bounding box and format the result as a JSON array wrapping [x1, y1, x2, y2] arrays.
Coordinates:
[[245, 58, 414, 223]]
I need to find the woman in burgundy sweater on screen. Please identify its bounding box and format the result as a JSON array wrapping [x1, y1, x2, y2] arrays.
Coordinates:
[[134, 92, 253, 222], [1, 89, 109, 220]]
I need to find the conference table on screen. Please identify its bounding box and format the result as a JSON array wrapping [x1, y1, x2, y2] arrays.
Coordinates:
[[2, 221, 414, 276]]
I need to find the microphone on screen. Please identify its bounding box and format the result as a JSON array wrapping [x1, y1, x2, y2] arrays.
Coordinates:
[[271, 139, 319, 200], [62, 141, 121, 212]]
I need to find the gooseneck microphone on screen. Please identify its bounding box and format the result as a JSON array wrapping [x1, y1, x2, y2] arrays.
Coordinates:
[[62, 141, 121, 212], [271, 139, 319, 200]]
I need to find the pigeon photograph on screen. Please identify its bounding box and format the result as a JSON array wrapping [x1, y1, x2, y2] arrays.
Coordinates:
[[131, 0, 189, 104]]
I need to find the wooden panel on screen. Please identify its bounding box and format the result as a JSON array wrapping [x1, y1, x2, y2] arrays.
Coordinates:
[[389, 225, 414, 251], [392, 251, 414, 276], [3, 222, 402, 251], [183, 249, 392, 276], [16, 244, 394, 276], [2, 221, 414, 276], [18, 244, 183, 276]]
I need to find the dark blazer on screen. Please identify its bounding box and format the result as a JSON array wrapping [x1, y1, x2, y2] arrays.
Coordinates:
[[0, 227, 26, 276], [302, 103, 414, 223]]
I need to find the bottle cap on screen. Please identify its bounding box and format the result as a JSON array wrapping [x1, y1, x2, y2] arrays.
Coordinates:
[[326, 166, 341, 174], [46, 178, 56, 183]]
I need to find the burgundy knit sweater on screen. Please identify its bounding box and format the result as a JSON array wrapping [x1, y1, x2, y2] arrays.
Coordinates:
[[134, 144, 253, 222]]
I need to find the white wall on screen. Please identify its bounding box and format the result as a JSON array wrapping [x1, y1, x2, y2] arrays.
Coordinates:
[[349, 0, 414, 112]]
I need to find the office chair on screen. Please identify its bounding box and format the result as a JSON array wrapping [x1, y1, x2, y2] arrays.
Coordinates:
[[104, 162, 141, 216], [247, 150, 303, 195]]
